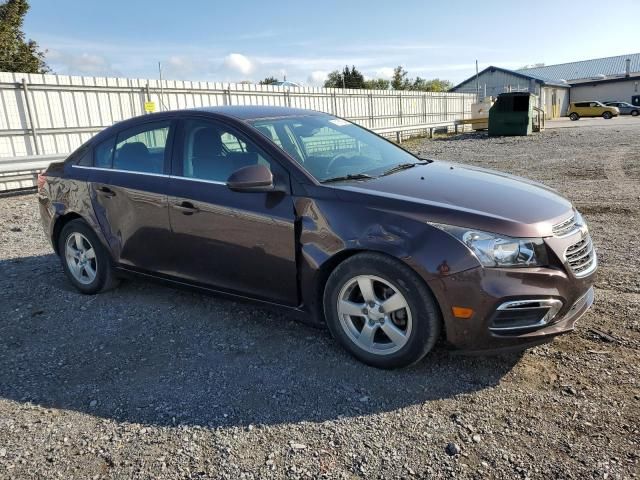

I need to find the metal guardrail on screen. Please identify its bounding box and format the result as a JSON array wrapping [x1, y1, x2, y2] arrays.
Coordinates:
[[376, 120, 463, 142], [0, 154, 66, 193], [0, 154, 67, 174]]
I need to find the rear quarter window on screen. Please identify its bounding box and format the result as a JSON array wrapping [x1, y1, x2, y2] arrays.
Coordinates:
[[95, 137, 116, 168], [77, 151, 93, 166], [64, 144, 91, 166]]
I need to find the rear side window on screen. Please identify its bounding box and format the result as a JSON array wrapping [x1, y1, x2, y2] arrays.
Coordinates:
[[113, 122, 170, 174], [94, 137, 116, 168], [574, 102, 590, 108]]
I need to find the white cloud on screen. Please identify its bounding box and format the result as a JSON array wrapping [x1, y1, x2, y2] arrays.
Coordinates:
[[374, 67, 395, 79], [46, 50, 120, 76], [254, 55, 379, 69], [308, 70, 328, 86], [223, 53, 254, 75], [167, 55, 189, 68]]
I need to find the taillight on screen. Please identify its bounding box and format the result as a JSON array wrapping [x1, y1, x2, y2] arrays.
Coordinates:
[[37, 171, 47, 193]]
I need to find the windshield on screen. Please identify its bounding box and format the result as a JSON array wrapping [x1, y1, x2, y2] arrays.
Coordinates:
[[248, 115, 422, 182]]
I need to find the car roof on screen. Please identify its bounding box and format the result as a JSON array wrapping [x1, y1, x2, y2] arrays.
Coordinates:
[[89, 106, 331, 146], [193, 105, 327, 120]]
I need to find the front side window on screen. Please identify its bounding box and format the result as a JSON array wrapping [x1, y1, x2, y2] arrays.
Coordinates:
[[249, 115, 419, 182], [181, 119, 272, 182], [112, 122, 170, 174]]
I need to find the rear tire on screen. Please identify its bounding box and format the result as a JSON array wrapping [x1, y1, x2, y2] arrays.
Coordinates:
[[323, 252, 441, 369], [569, 113, 579, 121], [58, 219, 119, 294], [602, 111, 612, 119]]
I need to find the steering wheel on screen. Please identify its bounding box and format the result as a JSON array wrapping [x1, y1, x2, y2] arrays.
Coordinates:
[[326, 154, 364, 175]]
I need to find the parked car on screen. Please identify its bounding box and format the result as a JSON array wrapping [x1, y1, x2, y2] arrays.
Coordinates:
[[38, 107, 596, 368], [567, 101, 619, 120], [604, 101, 639, 116]]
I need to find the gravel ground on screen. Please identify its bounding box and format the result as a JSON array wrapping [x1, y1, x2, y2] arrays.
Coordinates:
[[1, 121, 639, 479]]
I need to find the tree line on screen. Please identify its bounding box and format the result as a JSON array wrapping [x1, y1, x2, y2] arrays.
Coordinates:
[[258, 66, 453, 91], [323, 65, 453, 92]]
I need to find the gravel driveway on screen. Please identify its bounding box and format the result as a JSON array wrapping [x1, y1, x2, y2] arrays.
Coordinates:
[[1, 121, 638, 479]]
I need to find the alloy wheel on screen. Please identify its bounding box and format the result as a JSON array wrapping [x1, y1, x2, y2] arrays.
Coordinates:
[[336, 275, 412, 355], [65, 232, 98, 285]]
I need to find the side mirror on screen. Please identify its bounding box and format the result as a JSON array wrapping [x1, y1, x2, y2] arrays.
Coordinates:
[[226, 164, 274, 192]]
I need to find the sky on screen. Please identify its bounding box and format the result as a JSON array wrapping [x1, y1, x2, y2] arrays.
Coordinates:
[[22, 0, 640, 86]]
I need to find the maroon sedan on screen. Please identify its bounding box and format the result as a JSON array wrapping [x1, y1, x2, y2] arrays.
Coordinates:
[[38, 107, 596, 368]]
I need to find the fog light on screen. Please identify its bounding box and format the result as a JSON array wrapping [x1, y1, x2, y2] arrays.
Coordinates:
[[452, 306, 474, 319], [490, 298, 563, 332]]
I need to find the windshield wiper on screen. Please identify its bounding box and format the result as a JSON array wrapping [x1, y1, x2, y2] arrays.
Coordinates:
[[380, 161, 429, 177], [320, 173, 375, 184]]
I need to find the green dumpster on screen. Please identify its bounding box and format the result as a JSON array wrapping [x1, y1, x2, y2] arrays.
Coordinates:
[[488, 92, 534, 136]]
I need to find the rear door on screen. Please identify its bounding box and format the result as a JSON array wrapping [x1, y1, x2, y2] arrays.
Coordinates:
[[166, 116, 298, 305], [91, 120, 176, 273]]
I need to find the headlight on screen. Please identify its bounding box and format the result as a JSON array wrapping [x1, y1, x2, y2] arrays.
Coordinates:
[[430, 223, 548, 267]]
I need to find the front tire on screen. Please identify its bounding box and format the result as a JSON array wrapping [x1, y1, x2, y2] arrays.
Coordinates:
[[323, 252, 441, 369], [569, 113, 579, 121], [58, 219, 119, 294], [602, 111, 612, 119], [631, 110, 639, 117]]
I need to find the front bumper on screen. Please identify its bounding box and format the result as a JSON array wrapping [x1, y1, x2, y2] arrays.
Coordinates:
[[427, 263, 596, 352]]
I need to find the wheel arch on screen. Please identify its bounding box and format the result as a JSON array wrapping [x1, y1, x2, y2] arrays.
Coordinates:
[[313, 248, 444, 328], [51, 212, 87, 255]]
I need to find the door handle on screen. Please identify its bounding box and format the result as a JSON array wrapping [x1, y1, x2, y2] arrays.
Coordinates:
[[173, 201, 199, 215], [96, 186, 116, 198]]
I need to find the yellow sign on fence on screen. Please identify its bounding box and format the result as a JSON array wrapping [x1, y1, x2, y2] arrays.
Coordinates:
[[144, 101, 156, 113]]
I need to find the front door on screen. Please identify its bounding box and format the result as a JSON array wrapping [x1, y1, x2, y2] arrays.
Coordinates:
[[167, 117, 298, 306], [90, 120, 175, 272]]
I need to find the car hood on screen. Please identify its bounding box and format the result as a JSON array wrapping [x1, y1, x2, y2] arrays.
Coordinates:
[[334, 161, 574, 238]]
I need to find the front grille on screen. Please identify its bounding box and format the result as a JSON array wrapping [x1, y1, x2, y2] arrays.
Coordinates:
[[565, 234, 596, 277], [553, 215, 577, 237]]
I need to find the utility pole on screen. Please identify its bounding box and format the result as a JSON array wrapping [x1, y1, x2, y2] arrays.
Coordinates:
[[158, 61, 164, 111], [475, 60, 479, 100]]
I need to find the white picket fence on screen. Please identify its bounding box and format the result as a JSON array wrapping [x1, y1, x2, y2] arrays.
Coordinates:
[[0, 71, 475, 160]]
